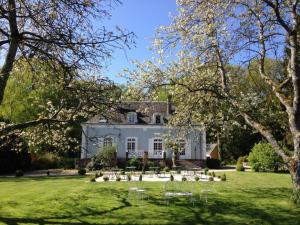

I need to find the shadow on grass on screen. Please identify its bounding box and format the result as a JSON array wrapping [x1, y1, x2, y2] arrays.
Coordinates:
[[0, 185, 299, 225]]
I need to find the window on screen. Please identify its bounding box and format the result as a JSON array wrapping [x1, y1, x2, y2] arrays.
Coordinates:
[[178, 139, 186, 155], [153, 138, 163, 156], [103, 137, 113, 147], [155, 115, 161, 124], [127, 138, 136, 152], [127, 112, 137, 124]]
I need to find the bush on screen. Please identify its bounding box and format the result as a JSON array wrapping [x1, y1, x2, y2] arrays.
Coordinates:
[[31, 152, 62, 170], [170, 174, 174, 181], [90, 175, 96, 182], [94, 145, 116, 168], [204, 168, 209, 175], [237, 156, 247, 164], [182, 176, 187, 181], [194, 176, 200, 181], [78, 168, 86, 175], [0, 132, 31, 174], [147, 160, 158, 168], [221, 173, 227, 181], [127, 156, 142, 170], [127, 174, 131, 181], [212, 172, 216, 177], [86, 159, 102, 171], [46, 170, 50, 176], [163, 166, 170, 172], [236, 163, 245, 171], [248, 142, 282, 172], [15, 170, 24, 177], [103, 176, 109, 182], [61, 158, 75, 169], [139, 174, 142, 181], [209, 176, 214, 181], [155, 168, 160, 174], [206, 158, 221, 169]]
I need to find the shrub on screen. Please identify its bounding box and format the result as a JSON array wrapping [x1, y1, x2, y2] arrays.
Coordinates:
[[127, 174, 131, 181], [103, 176, 109, 182], [206, 158, 221, 169], [221, 173, 227, 181], [61, 157, 75, 169], [204, 168, 209, 175], [94, 145, 116, 168], [90, 175, 96, 182], [31, 152, 62, 170], [15, 170, 24, 177], [0, 132, 31, 174], [127, 156, 142, 170], [139, 174, 142, 181], [116, 176, 121, 181], [182, 176, 187, 181], [212, 171, 216, 177], [248, 142, 282, 172], [78, 168, 86, 175], [209, 176, 214, 181], [236, 163, 245, 171], [194, 176, 200, 181], [46, 170, 50, 176], [163, 166, 170, 172], [208, 172, 212, 176], [155, 168, 160, 174], [170, 174, 174, 181], [86, 159, 102, 171], [237, 156, 247, 164], [147, 160, 158, 168]]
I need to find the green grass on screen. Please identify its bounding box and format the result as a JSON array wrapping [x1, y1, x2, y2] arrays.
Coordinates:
[[0, 172, 299, 225]]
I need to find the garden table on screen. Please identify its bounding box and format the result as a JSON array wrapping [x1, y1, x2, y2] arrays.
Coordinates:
[[149, 166, 160, 177], [164, 191, 194, 206], [125, 166, 136, 174]]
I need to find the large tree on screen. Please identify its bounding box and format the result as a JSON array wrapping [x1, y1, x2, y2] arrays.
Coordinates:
[[124, 0, 300, 202], [0, 0, 134, 135]]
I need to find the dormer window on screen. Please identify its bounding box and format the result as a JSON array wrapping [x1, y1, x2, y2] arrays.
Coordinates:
[[155, 115, 161, 124], [153, 113, 163, 124], [127, 112, 137, 124]]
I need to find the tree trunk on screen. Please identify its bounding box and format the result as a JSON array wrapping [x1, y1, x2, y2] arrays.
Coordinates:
[[0, 0, 20, 104], [172, 151, 176, 167]]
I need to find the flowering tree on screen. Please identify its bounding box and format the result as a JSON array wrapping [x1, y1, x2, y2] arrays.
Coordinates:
[[124, 0, 300, 202], [0, 0, 134, 136]]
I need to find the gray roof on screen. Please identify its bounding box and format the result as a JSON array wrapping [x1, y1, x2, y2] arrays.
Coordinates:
[[86, 101, 175, 125]]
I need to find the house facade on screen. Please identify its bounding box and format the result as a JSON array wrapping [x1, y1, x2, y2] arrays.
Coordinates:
[[81, 100, 207, 165]]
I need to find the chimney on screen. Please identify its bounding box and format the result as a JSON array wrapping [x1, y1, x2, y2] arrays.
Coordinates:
[[167, 95, 172, 115]]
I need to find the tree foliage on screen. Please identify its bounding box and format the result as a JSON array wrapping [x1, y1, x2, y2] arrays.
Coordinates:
[[123, 0, 300, 194], [0, 0, 134, 136], [248, 142, 283, 172]]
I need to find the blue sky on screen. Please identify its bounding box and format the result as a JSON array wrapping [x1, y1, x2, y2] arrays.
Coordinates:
[[101, 0, 177, 83]]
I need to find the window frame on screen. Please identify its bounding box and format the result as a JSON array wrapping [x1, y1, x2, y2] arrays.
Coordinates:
[[153, 138, 163, 156], [178, 139, 186, 156], [127, 112, 137, 124], [103, 137, 113, 147], [126, 137, 137, 153]]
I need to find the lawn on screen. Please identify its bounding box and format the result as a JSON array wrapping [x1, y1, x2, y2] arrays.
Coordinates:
[[0, 172, 299, 225]]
